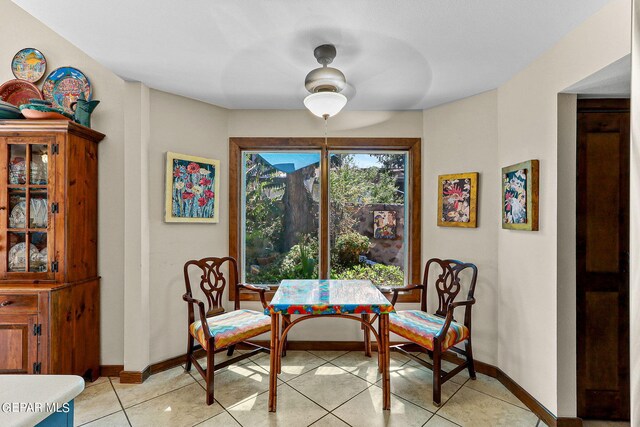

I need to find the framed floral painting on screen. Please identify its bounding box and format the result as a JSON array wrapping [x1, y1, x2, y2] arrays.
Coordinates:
[[502, 159, 539, 231], [165, 152, 220, 223], [437, 172, 478, 228]]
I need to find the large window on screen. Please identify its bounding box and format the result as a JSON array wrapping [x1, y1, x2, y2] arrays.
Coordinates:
[[230, 138, 421, 301], [241, 151, 321, 284]]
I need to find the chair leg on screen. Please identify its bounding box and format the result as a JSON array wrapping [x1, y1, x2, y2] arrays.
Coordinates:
[[362, 313, 371, 357], [185, 335, 194, 372], [465, 337, 477, 380], [205, 348, 215, 405], [432, 346, 442, 407], [227, 344, 236, 357]]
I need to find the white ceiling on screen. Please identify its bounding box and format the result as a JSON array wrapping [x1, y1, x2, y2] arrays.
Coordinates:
[[564, 55, 631, 97], [13, 0, 615, 111]]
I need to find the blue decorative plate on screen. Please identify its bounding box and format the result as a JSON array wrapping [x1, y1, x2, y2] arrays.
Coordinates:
[[11, 48, 47, 83], [42, 66, 92, 115]]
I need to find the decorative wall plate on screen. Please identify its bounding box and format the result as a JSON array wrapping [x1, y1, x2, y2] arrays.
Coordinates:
[[0, 79, 43, 107], [9, 158, 25, 184], [9, 201, 26, 228], [11, 48, 47, 82], [8, 242, 38, 271], [42, 67, 92, 115], [20, 107, 71, 121], [8, 199, 48, 229]]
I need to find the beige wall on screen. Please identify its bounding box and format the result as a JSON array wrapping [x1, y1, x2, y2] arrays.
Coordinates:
[[147, 89, 229, 363], [630, 0, 640, 424], [0, 0, 126, 365], [497, 0, 630, 414], [228, 110, 423, 138], [422, 90, 499, 365]]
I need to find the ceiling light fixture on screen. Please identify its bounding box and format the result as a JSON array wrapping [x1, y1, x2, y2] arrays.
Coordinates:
[[303, 44, 348, 119]]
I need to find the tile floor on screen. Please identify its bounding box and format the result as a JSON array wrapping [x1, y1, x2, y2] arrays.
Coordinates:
[[72, 350, 584, 427]]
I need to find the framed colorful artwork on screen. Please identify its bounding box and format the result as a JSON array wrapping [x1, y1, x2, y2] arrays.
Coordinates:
[[502, 160, 539, 231], [165, 152, 220, 223], [437, 172, 478, 228], [373, 210, 397, 239]]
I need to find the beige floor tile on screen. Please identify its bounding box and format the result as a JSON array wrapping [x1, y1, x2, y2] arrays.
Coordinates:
[[376, 365, 463, 412], [125, 383, 223, 427], [85, 377, 110, 389], [464, 373, 529, 410], [112, 366, 195, 408], [288, 364, 369, 410], [333, 384, 433, 427], [436, 386, 538, 427], [331, 351, 408, 384], [196, 410, 241, 426], [309, 413, 351, 426], [252, 350, 326, 382], [74, 381, 122, 426], [197, 363, 271, 409], [227, 384, 327, 427], [246, 350, 270, 363], [307, 350, 349, 361], [424, 414, 461, 427], [81, 410, 129, 426], [193, 348, 250, 371]]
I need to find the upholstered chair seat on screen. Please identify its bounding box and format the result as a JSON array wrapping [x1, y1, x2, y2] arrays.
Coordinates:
[[189, 309, 271, 350], [389, 310, 469, 352]]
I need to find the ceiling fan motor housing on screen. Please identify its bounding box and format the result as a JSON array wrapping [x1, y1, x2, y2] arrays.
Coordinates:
[[305, 67, 347, 93], [305, 44, 347, 94]]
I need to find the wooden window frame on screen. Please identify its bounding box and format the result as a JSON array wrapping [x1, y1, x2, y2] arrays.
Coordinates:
[[229, 137, 421, 303]]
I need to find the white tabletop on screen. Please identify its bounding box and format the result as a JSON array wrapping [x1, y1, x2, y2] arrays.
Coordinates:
[[0, 375, 84, 427]]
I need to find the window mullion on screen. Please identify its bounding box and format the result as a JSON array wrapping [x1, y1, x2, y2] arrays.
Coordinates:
[[320, 144, 330, 279]]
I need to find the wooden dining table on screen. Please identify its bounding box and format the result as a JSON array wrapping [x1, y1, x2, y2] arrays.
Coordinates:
[[265, 279, 395, 412]]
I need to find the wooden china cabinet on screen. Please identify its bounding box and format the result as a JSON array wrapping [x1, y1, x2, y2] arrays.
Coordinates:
[[0, 120, 103, 380]]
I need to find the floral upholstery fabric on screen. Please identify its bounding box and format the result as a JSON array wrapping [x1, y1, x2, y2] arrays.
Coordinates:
[[389, 310, 469, 351], [189, 309, 271, 350]]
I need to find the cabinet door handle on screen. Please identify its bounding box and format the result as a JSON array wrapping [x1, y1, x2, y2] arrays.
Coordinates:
[[0, 300, 12, 307]]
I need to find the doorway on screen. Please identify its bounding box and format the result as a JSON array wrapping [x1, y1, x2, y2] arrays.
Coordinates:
[[576, 98, 630, 420]]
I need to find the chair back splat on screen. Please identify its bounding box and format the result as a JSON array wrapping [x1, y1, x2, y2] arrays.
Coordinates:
[[183, 257, 240, 327], [424, 259, 478, 324]]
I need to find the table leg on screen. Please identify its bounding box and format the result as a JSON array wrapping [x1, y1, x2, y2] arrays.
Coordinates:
[[362, 313, 372, 357], [380, 314, 391, 410], [281, 315, 290, 357], [268, 313, 280, 412]]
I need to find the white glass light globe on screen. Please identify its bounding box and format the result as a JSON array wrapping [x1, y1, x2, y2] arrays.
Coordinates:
[[303, 92, 347, 118]]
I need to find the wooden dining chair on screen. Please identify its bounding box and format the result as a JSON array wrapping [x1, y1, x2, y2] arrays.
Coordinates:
[[384, 258, 478, 406], [183, 256, 271, 405]]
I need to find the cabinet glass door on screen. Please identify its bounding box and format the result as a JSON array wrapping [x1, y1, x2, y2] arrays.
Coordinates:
[[5, 141, 53, 276]]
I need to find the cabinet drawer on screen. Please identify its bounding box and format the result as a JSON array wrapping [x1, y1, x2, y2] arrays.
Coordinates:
[[0, 294, 38, 313]]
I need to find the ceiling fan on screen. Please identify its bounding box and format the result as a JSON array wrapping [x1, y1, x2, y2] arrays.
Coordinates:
[[303, 44, 348, 119]]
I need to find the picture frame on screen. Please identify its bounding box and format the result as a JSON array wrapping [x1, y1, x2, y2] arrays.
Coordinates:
[[437, 172, 478, 228], [502, 159, 539, 231], [165, 152, 220, 223]]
